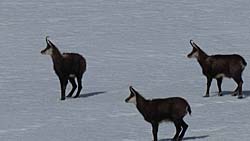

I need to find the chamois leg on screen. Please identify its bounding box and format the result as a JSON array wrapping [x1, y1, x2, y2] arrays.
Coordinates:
[[205, 77, 212, 97], [59, 78, 68, 100], [233, 76, 243, 99], [151, 122, 159, 141], [232, 86, 239, 96], [179, 119, 188, 140], [67, 78, 77, 97], [216, 77, 223, 96], [173, 120, 182, 141], [73, 76, 82, 98]]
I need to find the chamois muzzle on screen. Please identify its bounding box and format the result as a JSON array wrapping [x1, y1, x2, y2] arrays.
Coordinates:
[[187, 40, 198, 58], [125, 98, 129, 103], [125, 95, 132, 103], [41, 49, 46, 55]]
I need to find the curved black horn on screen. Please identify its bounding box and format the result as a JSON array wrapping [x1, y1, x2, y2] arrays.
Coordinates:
[[46, 36, 50, 44], [190, 40, 199, 49], [190, 40, 194, 46]]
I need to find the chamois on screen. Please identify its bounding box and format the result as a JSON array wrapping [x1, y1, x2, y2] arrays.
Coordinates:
[[187, 40, 247, 98], [41, 36, 86, 100], [125, 86, 191, 141]]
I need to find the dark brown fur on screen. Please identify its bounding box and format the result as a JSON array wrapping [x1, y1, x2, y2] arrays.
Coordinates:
[[41, 36, 86, 100], [125, 86, 191, 141], [187, 40, 247, 98]]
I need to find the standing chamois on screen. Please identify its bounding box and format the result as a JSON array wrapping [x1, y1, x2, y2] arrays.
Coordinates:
[[187, 40, 247, 98], [41, 36, 87, 100], [125, 86, 191, 141]]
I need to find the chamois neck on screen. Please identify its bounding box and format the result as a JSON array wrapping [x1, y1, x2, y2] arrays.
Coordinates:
[[197, 49, 209, 63], [136, 93, 149, 117], [196, 49, 210, 73], [51, 47, 63, 65], [137, 93, 146, 101]]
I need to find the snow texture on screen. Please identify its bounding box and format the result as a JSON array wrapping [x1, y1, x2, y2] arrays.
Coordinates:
[[0, 0, 250, 141]]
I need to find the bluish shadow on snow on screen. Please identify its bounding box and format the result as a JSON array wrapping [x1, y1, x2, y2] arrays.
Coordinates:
[[243, 91, 250, 97], [210, 90, 250, 98], [159, 135, 209, 141], [78, 91, 107, 98]]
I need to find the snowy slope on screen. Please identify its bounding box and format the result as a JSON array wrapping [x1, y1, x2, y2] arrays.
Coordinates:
[[0, 0, 250, 140]]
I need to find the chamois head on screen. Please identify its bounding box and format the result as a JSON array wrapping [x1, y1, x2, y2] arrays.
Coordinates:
[[41, 36, 56, 56], [187, 40, 201, 59], [125, 86, 138, 105]]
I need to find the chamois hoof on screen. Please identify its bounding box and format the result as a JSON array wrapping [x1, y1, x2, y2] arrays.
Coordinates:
[[177, 137, 183, 141], [231, 92, 238, 96], [73, 95, 79, 98], [238, 95, 243, 99], [203, 94, 209, 97], [218, 93, 223, 96], [172, 137, 179, 141], [60, 97, 66, 100], [66, 95, 73, 98]]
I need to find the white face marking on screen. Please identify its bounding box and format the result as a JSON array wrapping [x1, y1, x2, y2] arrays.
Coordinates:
[[44, 48, 53, 55], [127, 96, 137, 105], [215, 73, 225, 78], [190, 51, 199, 58]]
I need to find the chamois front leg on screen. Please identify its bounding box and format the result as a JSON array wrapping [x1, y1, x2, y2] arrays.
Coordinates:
[[59, 77, 68, 100], [151, 122, 159, 141], [204, 77, 212, 97]]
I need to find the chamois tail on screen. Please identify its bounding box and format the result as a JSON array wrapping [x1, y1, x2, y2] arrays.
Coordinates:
[[242, 58, 247, 67], [187, 104, 192, 115]]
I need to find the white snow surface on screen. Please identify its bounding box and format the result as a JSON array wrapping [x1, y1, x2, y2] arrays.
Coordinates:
[[1, 0, 250, 141]]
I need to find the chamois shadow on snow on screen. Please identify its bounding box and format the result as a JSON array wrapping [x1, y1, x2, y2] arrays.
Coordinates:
[[159, 135, 209, 141], [210, 90, 250, 98], [78, 91, 107, 98]]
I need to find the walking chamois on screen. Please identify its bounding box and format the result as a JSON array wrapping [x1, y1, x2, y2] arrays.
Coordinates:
[[41, 36, 87, 100], [187, 40, 247, 98], [125, 86, 191, 141]]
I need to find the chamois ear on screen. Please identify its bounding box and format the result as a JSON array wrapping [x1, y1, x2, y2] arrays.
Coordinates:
[[47, 38, 55, 47], [48, 40, 54, 46], [129, 86, 137, 95]]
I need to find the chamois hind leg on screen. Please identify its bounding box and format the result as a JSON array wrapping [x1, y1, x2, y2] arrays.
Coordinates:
[[67, 78, 77, 97], [179, 118, 188, 140], [73, 75, 82, 98], [173, 120, 182, 141], [216, 77, 223, 96], [232, 86, 239, 96], [233, 76, 243, 99]]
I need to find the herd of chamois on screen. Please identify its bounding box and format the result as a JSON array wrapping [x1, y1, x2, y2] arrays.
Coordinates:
[[41, 37, 247, 141]]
